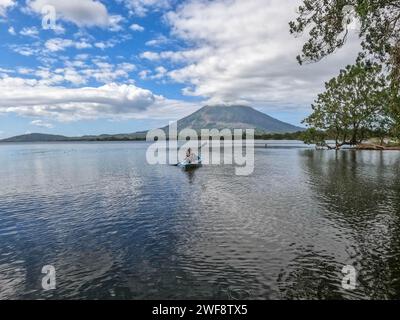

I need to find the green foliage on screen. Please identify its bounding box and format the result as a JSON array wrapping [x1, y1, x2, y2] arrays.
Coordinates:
[[291, 1, 400, 146], [302, 62, 390, 148], [301, 128, 328, 147], [290, 0, 400, 83], [254, 131, 305, 140], [386, 82, 400, 139]]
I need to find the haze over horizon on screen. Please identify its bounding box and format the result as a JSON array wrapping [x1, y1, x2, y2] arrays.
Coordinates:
[[0, 0, 360, 138]]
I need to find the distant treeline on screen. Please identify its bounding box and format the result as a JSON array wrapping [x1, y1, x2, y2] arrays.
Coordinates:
[[70, 131, 307, 141], [254, 131, 304, 140], [1, 131, 308, 143]]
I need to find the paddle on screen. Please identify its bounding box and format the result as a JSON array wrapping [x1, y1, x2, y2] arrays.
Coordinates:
[[171, 141, 208, 166]]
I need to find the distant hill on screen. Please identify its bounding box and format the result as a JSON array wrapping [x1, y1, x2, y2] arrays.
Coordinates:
[[0, 132, 147, 143], [1, 105, 304, 142], [1, 133, 70, 142], [164, 105, 304, 134], [76, 132, 147, 141]]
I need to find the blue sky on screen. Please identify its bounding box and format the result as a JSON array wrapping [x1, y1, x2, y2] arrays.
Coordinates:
[[0, 0, 359, 138]]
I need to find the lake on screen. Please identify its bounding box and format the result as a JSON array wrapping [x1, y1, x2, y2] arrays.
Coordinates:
[[0, 141, 400, 299]]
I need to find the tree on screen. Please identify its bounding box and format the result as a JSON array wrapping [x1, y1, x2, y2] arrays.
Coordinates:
[[386, 82, 400, 139], [303, 62, 387, 149], [289, 0, 400, 84]]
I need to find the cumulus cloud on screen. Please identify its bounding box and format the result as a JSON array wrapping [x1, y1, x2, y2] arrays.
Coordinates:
[[122, 0, 172, 17], [0, 76, 197, 121], [140, 66, 168, 80], [94, 39, 120, 50], [0, 0, 15, 17], [3, 0, 361, 128], [9, 58, 137, 86], [130, 23, 144, 32], [148, 0, 361, 110], [109, 14, 125, 31], [27, 0, 116, 28], [145, 35, 169, 47], [8, 26, 16, 35], [20, 27, 39, 38], [9, 43, 41, 57], [45, 38, 92, 52]]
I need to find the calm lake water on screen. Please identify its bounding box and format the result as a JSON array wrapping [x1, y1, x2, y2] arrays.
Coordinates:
[[1, 141, 400, 300]]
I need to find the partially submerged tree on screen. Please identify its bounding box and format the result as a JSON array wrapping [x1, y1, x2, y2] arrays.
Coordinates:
[[290, 0, 400, 145], [386, 82, 400, 139], [303, 62, 387, 149]]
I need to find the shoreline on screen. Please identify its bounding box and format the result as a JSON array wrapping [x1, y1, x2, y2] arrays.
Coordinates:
[[355, 143, 400, 151], [0, 138, 304, 143], [1, 140, 400, 151]]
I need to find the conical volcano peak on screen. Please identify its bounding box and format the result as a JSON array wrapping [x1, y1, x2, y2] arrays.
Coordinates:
[[172, 105, 303, 133]]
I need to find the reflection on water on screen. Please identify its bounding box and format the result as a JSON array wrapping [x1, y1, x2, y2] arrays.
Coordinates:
[[184, 169, 198, 184], [0, 142, 400, 299], [291, 150, 400, 299]]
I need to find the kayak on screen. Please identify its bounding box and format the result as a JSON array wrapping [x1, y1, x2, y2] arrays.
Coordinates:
[[177, 156, 202, 169], [178, 162, 203, 170]]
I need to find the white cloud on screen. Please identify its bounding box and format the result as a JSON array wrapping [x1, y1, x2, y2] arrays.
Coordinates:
[[11, 48, 35, 56], [12, 57, 137, 87], [22, 60, 137, 86], [153, 0, 361, 110], [9, 43, 41, 57], [140, 66, 168, 80], [30, 119, 54, 128], [0, 76, 197, 121], [109, 15, 125, 32], [45, 38, 92, 52], [75, 41, 92, 49], [122, 0, 172, 17], [94, 42, 111, 50], [0, 0, 15, 17], [130, 23, 144, 32], [8, 26, 16, 35], [17, 67, 35, 75], [27, 0, 113, 28], [20, 27, 39, 38], [52, 24, 66, 35], [140, 51, 161, 61], [79, 61, 136, 83], [75, 54, 89, 61], [139, 70, 150, 79], [94, 40, 118, 50], [145, 35, 169, 47], [118, 62, 136, 73], [0, 67, 14, 75]]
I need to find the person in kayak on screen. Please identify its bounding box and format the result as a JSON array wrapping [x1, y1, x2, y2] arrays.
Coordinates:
[[185, 148, 197, 164]]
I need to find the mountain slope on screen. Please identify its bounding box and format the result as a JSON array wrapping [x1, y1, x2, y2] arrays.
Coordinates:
[[170, 105, 303, 133], [0, 132, 147, 142], [1, 105, 303, 142], [1, 133, 70, 142]]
